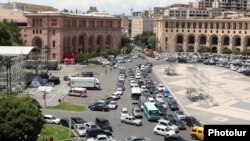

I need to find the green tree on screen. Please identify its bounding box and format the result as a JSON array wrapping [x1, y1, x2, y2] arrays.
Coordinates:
[[147, 35, 156, 48], [100, 48, 109, 56], [0, 96, 43, 141], [108, 48, 119, 55], [223, 48, 232, 54], [121, 34, 131, 48], [124, 44, 132, 54], [133, 34, 141, 46], [0, 21, 21, 46], [198, 46, 210, 53], [77, 53, 92, 63], [241, 49, 250, 56]]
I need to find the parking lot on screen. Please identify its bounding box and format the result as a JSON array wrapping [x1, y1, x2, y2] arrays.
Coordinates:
[[25, 57, 194, 141]]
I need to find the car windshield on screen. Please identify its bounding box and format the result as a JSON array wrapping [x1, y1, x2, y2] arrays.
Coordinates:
[[51, 117, 56, 120], [91, 125, 97, 128], [149, 110, 158, 116], [79, 126, 85, 130], [122, 110, 128, 113], [110, 101, 116, 104], [135, 109, 141, 113], [178, 111, 184, 115], [159, 102, 165, 105]]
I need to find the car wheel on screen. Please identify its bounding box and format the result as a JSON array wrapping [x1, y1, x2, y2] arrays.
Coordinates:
[[154, 131, 158, 135]]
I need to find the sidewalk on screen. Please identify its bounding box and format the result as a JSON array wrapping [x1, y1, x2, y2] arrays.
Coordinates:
[[153, 63, 250, 124]]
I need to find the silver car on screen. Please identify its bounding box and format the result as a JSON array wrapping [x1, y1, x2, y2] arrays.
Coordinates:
[[132, 107, 142, 118], [120, 115, 142, 126]]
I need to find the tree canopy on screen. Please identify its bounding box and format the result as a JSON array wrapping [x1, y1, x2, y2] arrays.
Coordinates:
[[77, 52, 93, 63], [0, 96, 43, 141], [198, 46, 210, 53], [223, 48, 232, 54], [0, 21, 21, 46], [133, 31, 156, 48]]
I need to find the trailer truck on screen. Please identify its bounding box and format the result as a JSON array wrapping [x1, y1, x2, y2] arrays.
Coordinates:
[[69, 77, 101, 90]]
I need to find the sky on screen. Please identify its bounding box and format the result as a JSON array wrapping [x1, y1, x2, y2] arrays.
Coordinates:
[[2, 0, 194, 15]]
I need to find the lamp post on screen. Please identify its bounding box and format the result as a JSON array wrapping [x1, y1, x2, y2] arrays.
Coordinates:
[[0, 56, 15, 94]]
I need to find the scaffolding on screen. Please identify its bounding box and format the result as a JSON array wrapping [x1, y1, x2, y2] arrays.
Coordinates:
[[185, 63, 211, 104], [0, 55, 26, 93]]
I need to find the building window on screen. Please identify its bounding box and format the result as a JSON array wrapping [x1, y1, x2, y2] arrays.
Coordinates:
[[176, 30, 178, 32], [205, 23, 207, 29], [176, 22, 179, 28], [52, 53, 56, 59], [221, 23, 224, 29], [165, 22, 168, 28], [205, 30, 207, 33], [52, 40, 56, 48], [193, 30, 195, 32], [228, 31, 230, 34], [171, 29, 173, 32], [239, 23, 242, 29], [239, 31, 241, 34], [40, 30, 42, 34], [211, 30, 212, 33], [199, 30, 201, 33], [233, 31, 235, 34], [187, 22, 190, 28], [33, 30, 35, 34], [228, 23, 231, 29], [165, 37, 168, 42], [166, 29, 168, 32], [245, 22, 248, 29], [216, 23, 219, 29], [53, 30, 55, 35], [188, 30, 189, 32], [193, 23, 196, 28], [199, 22, 202, 28], [24, 34, 27, 37], [245, 31, 247, 34], [36, 30, 38, 34], [216, 30, 218, 33], [182, 30, 184, 32], [181, 22, 185, 28], [233, 23, 236, 29], [51, 19, 58, 26], [222, 31, 224, 33]]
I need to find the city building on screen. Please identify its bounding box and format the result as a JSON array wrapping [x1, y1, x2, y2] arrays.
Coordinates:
[[20, 11, 122, 61], [0, 2, 57, 12], [131, 17, 153, 39], [87, 6, 98, 13], [154, 12, 250, 54], [196, 0, 214, 10], [213, 0, 247, 11], [164, 7, 208, 19], [0, 8, 27, 26]]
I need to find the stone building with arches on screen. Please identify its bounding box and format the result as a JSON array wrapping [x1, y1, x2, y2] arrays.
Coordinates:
[[154, 16, 250, 54], [20, 12, 121, 61]]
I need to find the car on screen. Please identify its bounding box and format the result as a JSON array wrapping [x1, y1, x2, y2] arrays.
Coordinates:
[[84, 122, 97, 130], [123, 136, 152, 141], [130, 80, 136, 87], [163, 114, 175, 123], [95, 117, 112, 132], [111, 92, 120, 100], [116, 88, 123, 95], [71, 117, 87, 125], [120, 107, 129, 117], [88, 102, 110, 112], [155, 103, 167, 116], [164, 135, 186, 141], [163, 89, 171, 97], [127, 59, 133, 62], [86, 128, 112, 139], [120, 115, 142, 126], [157, 119, 179, 132], [185, 116, 202, 127], [172, 119, 186, 130], [168, 100, 179, 111], [117, 83, 125, 91], [74, 124, 87, 137], [137, 79, 144, 87], [142, 89, 151, 97], [140, 85, 147, 92], [190, 126, 204, 140], [158, 99, 167, 109], [157, 84, 165, 92], [132, 107, 143, 118], [174, 111, 186, 120], [153, 125, 176, 137], [135, 74, 141, 79], [60, 118, 75, 129], [147, 97, 156, 104], [98, 96, 113, 104], [155, 94, 164, 102], [86, 134, 115, 141], [108, 101, 118, 110], [148, 85, 157, 94], [43, 115, 60, 124]]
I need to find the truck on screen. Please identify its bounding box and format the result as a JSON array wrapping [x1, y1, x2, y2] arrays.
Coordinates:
[[69, 77, 101, 90]]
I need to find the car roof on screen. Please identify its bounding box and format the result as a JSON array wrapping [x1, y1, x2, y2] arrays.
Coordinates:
[[121, 107, 128, 111], [155, 124, 167, 128], [44, 114, 53, 118], [158, 119, 169, 123]]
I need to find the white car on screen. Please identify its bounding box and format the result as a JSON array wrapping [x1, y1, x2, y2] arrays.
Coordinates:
[[147, 97, 156, 104], [127, 59, 132, 62], [157, 119, 179, 132], [157, 84, 165, 92], [130, 80, 136, 87], [74, 124, 87, 137], [109, 101, 118, 110], [174, 110, 186, 120], [86, 134, 116, 141], [153, 125, 176, 137], [43, 115, 60, 124], [155, 94, 164, 102], [120, 107, 129, 117], [119, 75, 125, 81], [84, 122, 97, 130], [116, 88, 123, 95], [140, 86, 147, 92], [135, 74, 141, 79], [120, 115, 142, 126], [111, 92, 120, 100], [158, 99, 167, 109]]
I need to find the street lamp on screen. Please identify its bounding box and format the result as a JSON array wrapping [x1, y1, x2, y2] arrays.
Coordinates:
[[0, 56, 15, 94]]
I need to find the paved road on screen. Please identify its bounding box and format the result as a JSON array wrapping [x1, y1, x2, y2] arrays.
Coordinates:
[[40, 57, 193, 141]]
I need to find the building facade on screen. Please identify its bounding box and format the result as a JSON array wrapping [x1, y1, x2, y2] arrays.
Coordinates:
[[164, 7, 208, 19], [20, 12, 121, 61], [0, 2, 57, 12], [131, 17, 153, 39], [154, 16, 250, 54], [213, 0, 247, 11]]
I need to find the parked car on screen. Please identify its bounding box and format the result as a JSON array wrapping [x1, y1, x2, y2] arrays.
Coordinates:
[[172, 119, 186, 130], [168, 100, 179, 111], [74, 124, 87, 137], [123, 136, 152, 141], [153, 125, 176, 137], [84, 122, 97, 130], [157, 119, 179, 133], [155, 103, 167, 116], [111, 92, 120, 100], [163, 114, 175, 123], [116, 88, 123, 95], [185, 116, 202, 127], [174, 111, 186, 120], [43, 115, 60, 124], [71, 117, 87, 125], [86, 128, 112, 139], [157, 84, 165, 92], [108, 101, 118, 110], [88, 102, 109, 112], [95, 117, 113, 132], [98, 96, 113, 104], [164, 135, 186, 141], [163, 89, 171, 97], [86, 134, 115, 141], [120, 115, 142, 126], [120, 107, 129, 117], [132, 107, 143, 118], [60, 118, 74, 129]]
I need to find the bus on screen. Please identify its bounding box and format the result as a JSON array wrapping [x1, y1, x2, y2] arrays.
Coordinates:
[[131, 87, 142, 104], [143, 102, 160, 121]]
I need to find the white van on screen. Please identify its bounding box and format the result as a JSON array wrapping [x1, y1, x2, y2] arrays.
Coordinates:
[[68, 87, 87, 97]]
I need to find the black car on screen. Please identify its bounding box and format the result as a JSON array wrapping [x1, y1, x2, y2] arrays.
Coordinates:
[[86, 128, 112, 139], [141, 71, 148, 78], [71, 117, 87, 125], [117, 83, 125, 91], [163, 114, 175, 123], [95, 117, 113, 132], [82, 72, 94, 77], [185, 116, 202, 127], [168, 100, 179, 111], [137, 79, 144, 87], [88, 102, 109, 112], [145, 67, 152, 73], [60, 118, 75, 129], [99, 96, 113, 104], [155, 103, 167, 116], [164, 135, 186, 141], [172, 119, 186, 130], [148, 85, 157, 94]]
